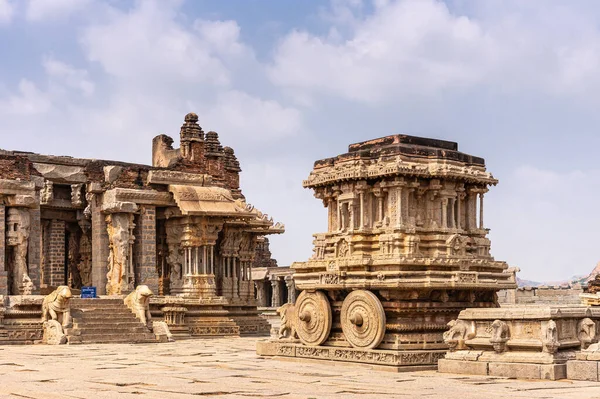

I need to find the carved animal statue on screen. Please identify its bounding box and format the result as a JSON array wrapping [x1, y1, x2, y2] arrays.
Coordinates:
[[578, 318, 597, 350], [277, 303, 297, 339], [543, 320, 560, 354], [443, 320, 473, 351], [42, 286, 73, 328], [490, 319, 510, 353], [124, 285, 153, 327]]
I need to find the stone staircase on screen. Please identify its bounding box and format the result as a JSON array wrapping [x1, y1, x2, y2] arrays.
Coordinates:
[[66, 298, 157, 344]]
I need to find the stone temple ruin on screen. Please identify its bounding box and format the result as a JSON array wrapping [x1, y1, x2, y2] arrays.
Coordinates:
[[257, 134, 518, 369], [0, 113, 283, 344], [1, 118, 600, 383]]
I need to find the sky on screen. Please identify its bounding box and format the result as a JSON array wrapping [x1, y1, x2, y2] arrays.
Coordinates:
[[1, 0, 600, 281]]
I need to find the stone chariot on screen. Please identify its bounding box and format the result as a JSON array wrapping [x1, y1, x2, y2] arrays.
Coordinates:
[[258, 134, 517, 370]]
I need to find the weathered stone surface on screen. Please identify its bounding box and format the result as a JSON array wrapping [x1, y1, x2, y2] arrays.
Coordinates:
[[32, 163, 87, 183], [438, 359, 488, 375], [3, 337, 600, 399], [103, 165, 124, 184], [567, 360, 599, 381]]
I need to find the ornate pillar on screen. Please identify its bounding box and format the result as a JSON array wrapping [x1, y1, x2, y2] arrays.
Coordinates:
[[270, 276, 281, 308], [0, 204, 6, 295], [285, 275, 296, 304], [466, 189, 477, 230], [337, 199, 342, 231], [456, 192, 465, 230], [448, 198, 456, 229], [105, 211, 136, 295], [91, 192, 110, 294], [255, 281, 267, 307], [479, 190, 487, 230], [179, 219, 221, 299], [6, 208, 32, 295], [441, 198, 448, 229]]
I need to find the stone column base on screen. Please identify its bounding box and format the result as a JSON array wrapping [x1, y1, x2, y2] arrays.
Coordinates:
[[178, 275, 217, 298]]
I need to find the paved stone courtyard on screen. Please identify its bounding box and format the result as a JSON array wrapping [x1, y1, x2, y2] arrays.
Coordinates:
[[0, 337, 598, 399]]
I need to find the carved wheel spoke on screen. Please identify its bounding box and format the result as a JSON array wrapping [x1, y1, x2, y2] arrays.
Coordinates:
[[294, 290, 332, 346], [341, 290, 386, 349]]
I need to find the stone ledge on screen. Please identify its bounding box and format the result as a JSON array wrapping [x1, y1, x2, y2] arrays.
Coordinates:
[[438, 359, 566, 380], [256, 340, 443, 370], [567, 360, 600, 381]]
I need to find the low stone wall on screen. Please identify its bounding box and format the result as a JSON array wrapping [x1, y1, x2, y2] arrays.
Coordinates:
[[0, 295, 44, 344], [438, 305, 600, 380], [498, 285, 584, 305]]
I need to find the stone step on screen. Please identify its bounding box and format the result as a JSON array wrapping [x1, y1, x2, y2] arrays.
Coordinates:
[[72, 313, 137, 320], [67, 325, 150, 333], [70, 300, 125, 305], [68, 333, 156, 344], [71, 306, 130, 311], [71, 321, 143, 329], [71, 310, 136, 316], [68, 329, 152, 337], [65, 298, 157, 345]]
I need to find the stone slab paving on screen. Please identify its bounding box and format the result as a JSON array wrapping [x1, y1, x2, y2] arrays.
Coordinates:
[[0, 337, 599, 399]]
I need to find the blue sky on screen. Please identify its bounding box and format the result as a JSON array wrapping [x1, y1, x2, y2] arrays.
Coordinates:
[[1, 0, 600, 281]]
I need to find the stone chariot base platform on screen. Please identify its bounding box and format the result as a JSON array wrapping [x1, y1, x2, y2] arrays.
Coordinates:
[[439, 357, 568, 380], [256, 340, 445, 371]]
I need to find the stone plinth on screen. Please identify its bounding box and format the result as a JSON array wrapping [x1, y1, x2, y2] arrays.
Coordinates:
[[150, 296, 270, 338], [439, 306, 600, 380], [567, 343, 600, 381]]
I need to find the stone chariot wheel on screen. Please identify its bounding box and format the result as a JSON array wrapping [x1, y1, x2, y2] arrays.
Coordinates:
[[341, 290, 386, 349], [294, 290, 332, 346]]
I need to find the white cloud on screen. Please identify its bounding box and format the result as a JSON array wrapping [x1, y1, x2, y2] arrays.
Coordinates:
[[488, 165, 600, 281], [0, 79, 52, 115], [269, 0, 600, 104], [43, 57, 95, 96], [197, 90, 302, 140], [0, 0, 14, 24], [81, 1, 234, 86], [26, 0, 91, 22]]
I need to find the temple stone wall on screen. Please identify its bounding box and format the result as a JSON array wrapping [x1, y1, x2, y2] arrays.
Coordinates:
[[499, 285, 584, 305], [48, 219, 65, 287], [0, 205, 6, 295], [134, 205, 158, 292]]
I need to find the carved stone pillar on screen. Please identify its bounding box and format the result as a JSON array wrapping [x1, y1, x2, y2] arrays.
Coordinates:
[[0, 204, 6, 295], [255, 281, 268, 307], [90, 193, 109, 294], [285, 275, 296, 304], [6, 208, 32, 295], [134, 205, 158, 293], [479, 191, 486, 229], [466, 190, 477, 230], [105, 212, 136, 295], [270, 276, 281, 308], [441, 198, 448, 229]]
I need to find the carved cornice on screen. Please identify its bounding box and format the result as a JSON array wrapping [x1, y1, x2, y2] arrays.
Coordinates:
[[103, 188, 175, 207], [304, 159, 497, 188], [148, 170, 213, 187]]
